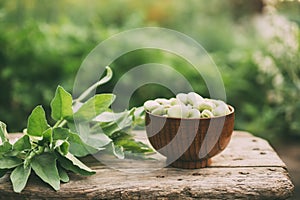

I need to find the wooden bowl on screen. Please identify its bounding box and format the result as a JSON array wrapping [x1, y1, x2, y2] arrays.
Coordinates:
[[145, 105, 234, 169]]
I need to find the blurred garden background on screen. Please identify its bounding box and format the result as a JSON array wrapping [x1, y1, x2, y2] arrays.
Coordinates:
[[0, 0, 299, 198]]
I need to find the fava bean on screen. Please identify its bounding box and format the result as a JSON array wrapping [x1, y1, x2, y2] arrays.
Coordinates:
[[212, 105, 228, 116], [187, 92, 204, 106], [195, 101, 215, 111], [188, 108, 201, 118], [144, 100, 160, 112], [176, 93, 188, 104], [152, 105, 166, 115], [170, 98, 179, 106], [201, 109, 214, 118], [167, 105, 189, 118]]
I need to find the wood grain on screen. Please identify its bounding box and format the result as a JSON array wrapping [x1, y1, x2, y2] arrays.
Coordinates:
[[0, 131, 294, 199]]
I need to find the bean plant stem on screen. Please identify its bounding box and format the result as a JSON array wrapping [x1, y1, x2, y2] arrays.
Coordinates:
[[73, 66, 112, 103], [53, 119, 67, 128]]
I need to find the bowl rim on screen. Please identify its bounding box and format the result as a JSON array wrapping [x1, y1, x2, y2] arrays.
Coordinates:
[[145, 104, 235, 120]]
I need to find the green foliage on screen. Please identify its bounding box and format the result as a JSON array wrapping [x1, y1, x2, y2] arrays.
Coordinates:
[[74, 94, 116, 122], [31, 153, 61, 191], [13, 135, 31, 151], [0, 108, 96, 192], [10, 165, 31, 193], [27, 106, 50, 137], [0, 157, 22, 169], [50, 86, 73, 121], [0, 67, 153, 192]]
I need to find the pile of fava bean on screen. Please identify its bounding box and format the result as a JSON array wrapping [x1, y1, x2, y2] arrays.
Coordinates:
[[144, 92, 231, 119]]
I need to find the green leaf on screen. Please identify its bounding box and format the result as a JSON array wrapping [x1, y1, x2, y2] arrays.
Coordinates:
[[132, 106, 145, 127], [93, 111, 127, 122], [55, 141, 69, 156], [74, 94, 116, 121], [24, 151, 36, 168], [0, 121, 9, 143], [85, 133, 112, 149], [57, 153, 95, 176], [99, 110, 133, 137], [77, 122, 112, 148], [3, 150, 19, 157], [57, 165, 69, 183], [106, 143, 125, 159], [65, 122, 77, 133], [53, 127, 70, 141], [10, 165, 31, 193], [13, 135, 31, 151], [39, 128, 53, 145], [68, 133, 101, 157], [51, 86, 73, 121], [68, 142, 99, 157], [31, 153, 60, 191], [74, 122, 90, 140], [27, 106, 50, 137], [115, 137, 153, 154], [0, 157, 22, 169], [112, 144, 124, 159], [0, 141, 12, 153], [0, 169, 7, 178], [52, 127, 102, 157]]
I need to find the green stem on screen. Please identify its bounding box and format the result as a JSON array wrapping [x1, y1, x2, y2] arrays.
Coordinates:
[[53, 121, 61, 129], [58, 120, 67, 128], [53, 119, 67, 128], [74, 66, 113, 103]]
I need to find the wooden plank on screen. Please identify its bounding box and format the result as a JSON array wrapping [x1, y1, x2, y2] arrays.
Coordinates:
[[0, 131, 294, 199], [0, 167, 293, 199], [212, 131, 286, 167]]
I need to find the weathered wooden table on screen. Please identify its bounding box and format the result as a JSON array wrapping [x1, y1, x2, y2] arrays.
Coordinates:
[[0, 131, 294, 199]]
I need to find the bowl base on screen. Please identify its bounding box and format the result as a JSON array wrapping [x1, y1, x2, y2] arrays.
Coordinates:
[[168, 158, 212, 169]]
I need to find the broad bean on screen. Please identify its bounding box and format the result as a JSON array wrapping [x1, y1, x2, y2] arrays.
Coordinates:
[[167, 105, 189, 118], [187, 92, 204, 106], [188, 108, 201, 118], [195, 101, 215, 111], [152, 105, 166, 115], [201, 109, 214, 118], [176, 93, 188, 104], [144, 100, 160, 112]]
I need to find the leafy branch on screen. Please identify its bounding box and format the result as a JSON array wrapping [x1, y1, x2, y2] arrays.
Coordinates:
[[0, 67, 152, 193]]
